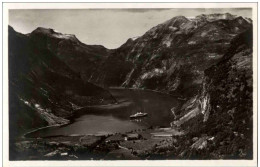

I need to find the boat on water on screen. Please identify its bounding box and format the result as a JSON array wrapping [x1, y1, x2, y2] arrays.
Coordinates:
[[130, 112, 148, 119]]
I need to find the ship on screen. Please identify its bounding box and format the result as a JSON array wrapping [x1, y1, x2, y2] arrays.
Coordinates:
[[130, 112, 148, 119]]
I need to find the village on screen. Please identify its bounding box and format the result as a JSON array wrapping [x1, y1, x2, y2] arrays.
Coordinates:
[[13, 126, 185, 160]]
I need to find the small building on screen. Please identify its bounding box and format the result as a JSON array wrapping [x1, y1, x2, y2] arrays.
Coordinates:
[[105, 134, 124, 143], [124, 133, 140, 141], [152, 134, 173, 137]]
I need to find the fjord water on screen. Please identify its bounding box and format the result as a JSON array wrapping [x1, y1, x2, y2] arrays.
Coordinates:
[[28, 88, 180, 138]]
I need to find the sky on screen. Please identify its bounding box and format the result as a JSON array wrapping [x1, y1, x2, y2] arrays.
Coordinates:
[[9, 8, 252, 49]]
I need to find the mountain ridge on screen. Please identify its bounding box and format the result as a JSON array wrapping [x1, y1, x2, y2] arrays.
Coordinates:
[[87, 13, 251, 98], [9, 13, 252, 98], [9, 26, 116, 138]]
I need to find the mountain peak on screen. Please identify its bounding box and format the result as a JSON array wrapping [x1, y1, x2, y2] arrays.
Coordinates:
[[195, 13, 237, 21], [172, 15, 189, 20], [234, 16, 251, 24], [33, 27, 56, 34], [163, 15, 189, 26], [31, 27, 79, 43]]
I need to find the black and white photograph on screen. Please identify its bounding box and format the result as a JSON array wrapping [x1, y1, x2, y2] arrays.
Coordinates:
[[2, 2, 258, 166]]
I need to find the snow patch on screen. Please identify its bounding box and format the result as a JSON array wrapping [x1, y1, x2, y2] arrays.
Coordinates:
[[234, 27, 240, 32], [187, 16, 195, 20], [53, 29, 60, 33], [20, 98, 31, 106], [131, 36, 139, 41], [153, 33, 158, 39], [243, 17, 252, 23], [201, 32, 207, 37], [169, 26, 178, 31], [188, 41, 196, 45], [237, 18, 244, 24], [162, 35, 172, 47], [208, 137, 215, 141], [53, 33, 75, 40], [136, 54, 141, 59]]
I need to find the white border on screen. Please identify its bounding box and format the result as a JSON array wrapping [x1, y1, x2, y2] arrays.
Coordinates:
[[2, 2, 258, 167]]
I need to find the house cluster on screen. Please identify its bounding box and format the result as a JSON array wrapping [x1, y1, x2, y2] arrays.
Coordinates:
[[105, 133, 141, 143]]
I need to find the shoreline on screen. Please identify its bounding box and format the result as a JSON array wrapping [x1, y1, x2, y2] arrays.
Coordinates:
[[22, 122, 71, 139], [22, 87, 182, 139]]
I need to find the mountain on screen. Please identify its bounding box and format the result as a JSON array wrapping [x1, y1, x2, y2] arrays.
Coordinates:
[[168, 27, 253, 159], [28, 27, 110, 81], [89, 13, 251, 97], [24, 14, 251, 98], [9, 26, 115, 138]]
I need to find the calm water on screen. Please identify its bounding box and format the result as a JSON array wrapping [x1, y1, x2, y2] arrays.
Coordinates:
[[28, 88, 180, 137]]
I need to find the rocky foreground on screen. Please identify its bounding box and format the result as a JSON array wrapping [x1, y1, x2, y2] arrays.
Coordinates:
[[11, 127, 186, 160]]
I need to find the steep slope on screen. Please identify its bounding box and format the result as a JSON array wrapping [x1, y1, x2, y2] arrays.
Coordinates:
[[28, 27, 110, 81], [168, 27, 253, 159], [9, 26, 115, 138], [90, 13, 251, 97]]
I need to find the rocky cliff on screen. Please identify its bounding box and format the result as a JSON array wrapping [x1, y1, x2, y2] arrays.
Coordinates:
[[167, 27, 253, 159]]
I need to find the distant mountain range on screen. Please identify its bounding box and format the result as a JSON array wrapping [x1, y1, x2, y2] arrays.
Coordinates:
[[20, 13, 251, 98]]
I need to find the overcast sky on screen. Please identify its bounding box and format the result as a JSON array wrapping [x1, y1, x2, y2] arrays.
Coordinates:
[[9, 8, 252, 49]]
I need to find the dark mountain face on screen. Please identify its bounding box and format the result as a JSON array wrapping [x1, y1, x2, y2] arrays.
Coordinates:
[[9, 26, 115, 138], [29, 27, 110, 81], [89, 13, 251, 97]]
